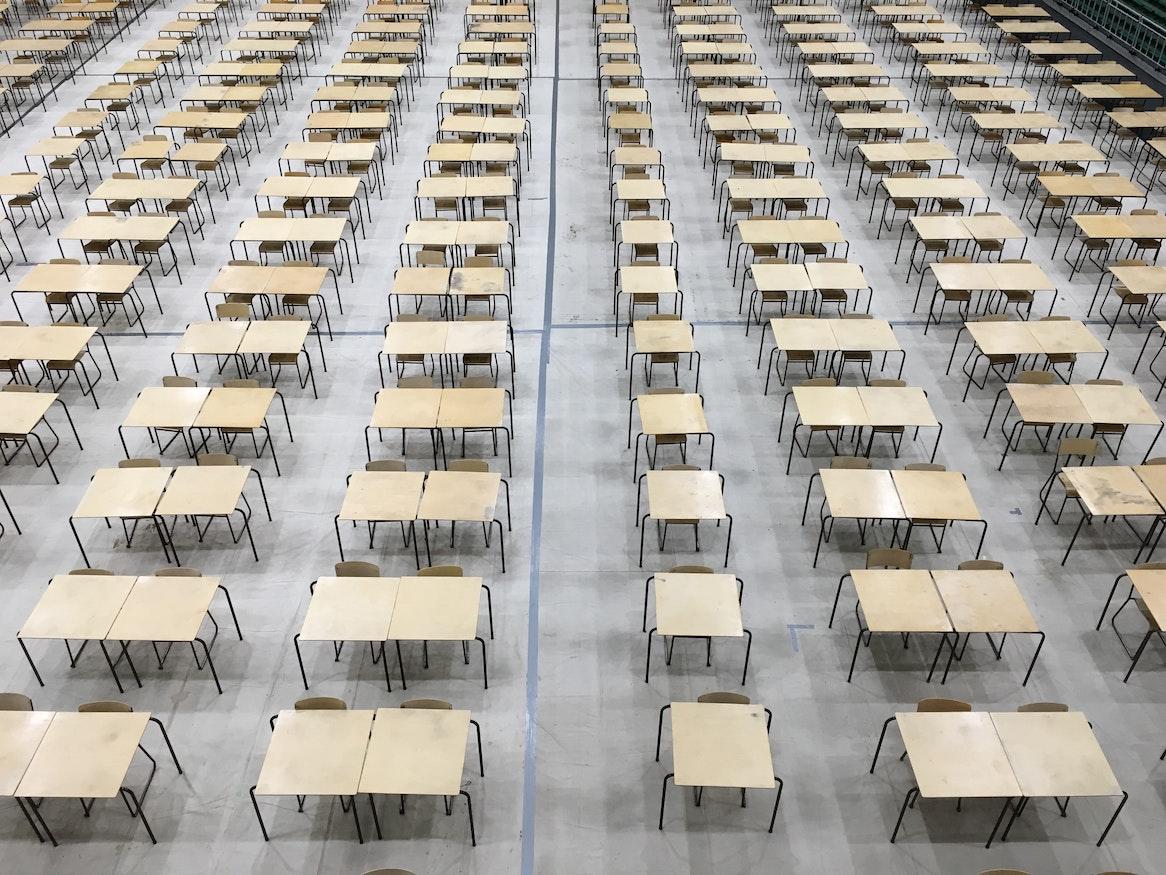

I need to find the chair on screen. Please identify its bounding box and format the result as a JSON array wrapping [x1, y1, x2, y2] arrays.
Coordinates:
[[1015, 703, 1068, 712], [294, 697, 347, 710], [119, 458, 160, 468], [0, 693, 33, 711], [153, 567, 202, 578], [335, 561, 381, 577], [865, 548, 912, 569], [958, 559, 1004, 570], [78, 701, 132, 713], [366, 460, 406, 472], [400, 699, 452, 710], [418, 565, 463, 577], [696, 691, 750, 705]]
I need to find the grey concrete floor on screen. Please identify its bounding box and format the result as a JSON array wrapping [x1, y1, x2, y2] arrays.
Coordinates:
[[0, 0, 1165, 872]]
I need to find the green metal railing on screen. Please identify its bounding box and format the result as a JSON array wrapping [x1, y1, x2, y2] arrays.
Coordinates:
[[1054, 0, 1166, 69]]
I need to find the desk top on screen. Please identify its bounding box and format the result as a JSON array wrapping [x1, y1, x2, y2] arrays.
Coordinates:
[[358, 708, 470, 796], [255, 709, 373, 797], [73, 466, 172, 519], [992, 711, 1120, 798], [16, 712, 149, 799], [853, 569, 951, 633], [106, 574, 220, 642], [299, 576, 399, 641], [655, 572, 742, 637], [390, 575, 482, 641], [671, 702, 775, 790], [897, 711, 1021, 799], [645, 469, 726, 520], [338, 470, 425, 521], [417, 470, 501, 522]]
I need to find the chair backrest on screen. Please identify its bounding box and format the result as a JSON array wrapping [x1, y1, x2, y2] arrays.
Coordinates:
[[69, 568, 113, 575], [865, 548, 912, 569], [447, 459, 489, 473], [868, 378, 906, 388], [366, 459, 406, 472], [957, 559, 1004, 571], [903, 462, 945, 472], [1016, 702, 1068, 713], [223, 378, 260, 389], [153, 567, 202, 577], [669, 565, 713, 574], [197, 453, 238, 466], [162, 375, 196, 388], [119, 458, 160, 468], [0, 384, 38, 393], [294, 697, 347, 711], [78, 701, 132, 713], [418, 565, 463, 577], [697, 692, 750, 705], [362, 869, 417, 875], [397, 375, 435, 389], [796, 376, 836, 388], [917, 698, 971, 712], [400, 699, 452, 710], [335, 561, 381, 577], [1086, 378, 1123, 386], [830, 455, 870, 470], [0, 693, 33, 711], [1016, 370, 1054, 385]]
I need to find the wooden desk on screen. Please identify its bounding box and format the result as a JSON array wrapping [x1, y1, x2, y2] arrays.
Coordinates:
[[360, 707, 478, 843], [637, 468, 730, 567], [629, 392, 712, 480], [251, 709, 374, 842], [388, 575, 488, 687], [657, 702, 780, 831], [645, 572, 748, 682], [335, 470, 424, 564], [848, 569, 951, 682], [295, 575, 400, 690], [417, 469, 508, 570], [1046, 466, 1164, 564]]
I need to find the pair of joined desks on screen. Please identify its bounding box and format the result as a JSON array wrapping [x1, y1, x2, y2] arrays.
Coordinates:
[[0, 323, 116, 407], [924, 260, 1054, 326], [803, 467, 985, 566], [946, 317, 1107, 399], [0, 710, 182, 845], [335, 469, 511, 571], [119, 385, 290, 472], [172, 319, 322, 397], [19, 573, 240, 693], [784, 385, 939, 471], [207, 263, 340, 331], [389, 265, 513, 322], [1037, 465, 1166, 565], [759, 316, 903, 390], [833, 568, 1041, 684], [70, 464, 271, 566], [367, 386, 514, 471], [987, 382, 1161, 468], [250, 707, 481, 844], [295, 574, 491, 689], [870, 710, 1124, 847], [381, 320, 514, 392], [399, 218, 515, 269]]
